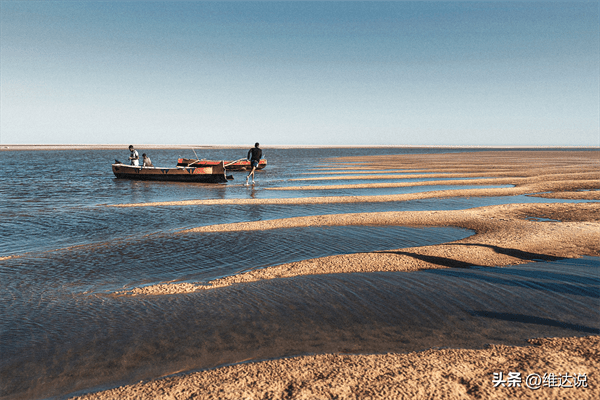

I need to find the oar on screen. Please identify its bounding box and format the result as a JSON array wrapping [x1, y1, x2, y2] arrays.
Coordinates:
[[224, 158, 246, 168]]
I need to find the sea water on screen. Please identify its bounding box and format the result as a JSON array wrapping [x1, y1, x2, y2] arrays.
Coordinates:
[[0, 147, 598, 399]]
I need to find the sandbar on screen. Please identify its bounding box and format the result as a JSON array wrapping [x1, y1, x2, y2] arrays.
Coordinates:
[[110, 151, 599, 208], [80, 151, 599, 399]]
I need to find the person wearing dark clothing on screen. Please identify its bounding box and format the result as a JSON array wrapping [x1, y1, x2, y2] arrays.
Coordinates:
[[246, 142, 262, 185]]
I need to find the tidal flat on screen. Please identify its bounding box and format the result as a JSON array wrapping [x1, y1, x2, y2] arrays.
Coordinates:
[[74, 151, 599, 400], [1, 149, 598, 400]]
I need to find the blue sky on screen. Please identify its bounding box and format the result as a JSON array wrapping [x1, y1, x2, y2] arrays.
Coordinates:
[[1, 1, 598, 146]]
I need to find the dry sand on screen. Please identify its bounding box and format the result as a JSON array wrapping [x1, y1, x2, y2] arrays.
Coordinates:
[[79, 151, 599, 399]]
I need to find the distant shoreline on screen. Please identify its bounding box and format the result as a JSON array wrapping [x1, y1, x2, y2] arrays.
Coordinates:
[[1, 144, 597, 151]]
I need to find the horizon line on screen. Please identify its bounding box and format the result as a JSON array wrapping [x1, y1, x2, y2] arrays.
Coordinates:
[[2, 144, 598, 151]]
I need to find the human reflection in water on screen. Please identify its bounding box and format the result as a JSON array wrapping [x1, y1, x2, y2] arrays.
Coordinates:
[[249, 186, 257, 199]]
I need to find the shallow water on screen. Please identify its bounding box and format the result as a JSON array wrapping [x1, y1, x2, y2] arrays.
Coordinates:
[[1, 193, 591, 258], [0, 225, 472, 296], [0, 147, 598, 400], [2, 258, 598, 400], [290, 175, 488, 182]]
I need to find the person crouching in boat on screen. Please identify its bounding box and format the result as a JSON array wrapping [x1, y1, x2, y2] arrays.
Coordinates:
[[142, 153, 153, 167], [128, 145, 139, 166], [246, 142, 262, 185]]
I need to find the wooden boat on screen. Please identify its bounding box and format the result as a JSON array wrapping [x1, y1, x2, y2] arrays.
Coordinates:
[[112, 160, 232, 183], [177, 158, 267, 171]]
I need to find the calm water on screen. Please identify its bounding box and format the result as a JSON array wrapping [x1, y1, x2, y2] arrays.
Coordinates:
[[0, 148, 598, 399]]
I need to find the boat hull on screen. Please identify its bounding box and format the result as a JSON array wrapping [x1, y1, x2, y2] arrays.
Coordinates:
[[177, 158, 267, 171], [112, 163, 230, 183]]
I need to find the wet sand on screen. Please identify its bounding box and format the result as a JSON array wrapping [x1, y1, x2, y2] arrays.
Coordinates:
[[76, 151, 599, 399], [72, 336, 598, 400]]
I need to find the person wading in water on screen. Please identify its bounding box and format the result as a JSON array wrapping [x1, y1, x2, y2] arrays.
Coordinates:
[[246, 142, 262, 185]]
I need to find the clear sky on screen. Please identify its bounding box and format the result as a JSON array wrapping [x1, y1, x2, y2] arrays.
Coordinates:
[[1, 1, 598, 146]]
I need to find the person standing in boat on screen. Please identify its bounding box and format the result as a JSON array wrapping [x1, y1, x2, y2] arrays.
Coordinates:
[[128, 145, 139, 166], [142, 153, 153, 167], [246, 142, 262, 185]]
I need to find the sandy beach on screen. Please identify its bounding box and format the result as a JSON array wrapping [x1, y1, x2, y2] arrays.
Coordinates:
[[74, 151, 598, 399]]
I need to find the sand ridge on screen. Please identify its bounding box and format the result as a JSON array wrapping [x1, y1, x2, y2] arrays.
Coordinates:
[[117, 202, 599, 296], [76, 151, 599, 399], [108, 151, 599, 208]]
